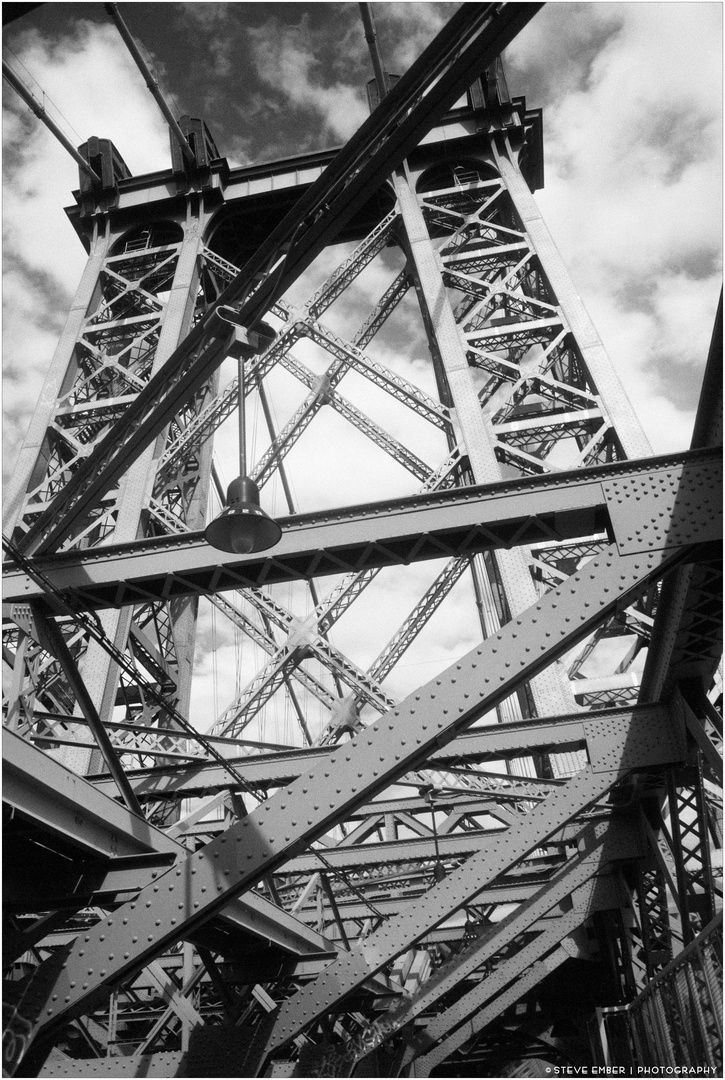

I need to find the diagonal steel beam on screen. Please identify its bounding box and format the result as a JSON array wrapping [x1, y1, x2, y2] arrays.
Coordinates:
[[378, 880, 622, 1075], [413, 917, 602, 1074], [259, 749, 679, 1060]]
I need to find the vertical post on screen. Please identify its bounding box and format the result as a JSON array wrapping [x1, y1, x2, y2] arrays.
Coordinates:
[[3, 225, 112, 534], [238, 353, 247, 477]]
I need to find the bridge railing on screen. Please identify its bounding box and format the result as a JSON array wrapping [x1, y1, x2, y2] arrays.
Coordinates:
[[593, 913, 723, 1071]]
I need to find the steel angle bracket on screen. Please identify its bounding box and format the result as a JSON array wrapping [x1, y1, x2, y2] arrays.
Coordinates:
[[583, 711, 686, 774], [9, 539, 691, 1067]]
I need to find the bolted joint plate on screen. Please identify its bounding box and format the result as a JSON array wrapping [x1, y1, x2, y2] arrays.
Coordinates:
[[284, 616, 320, 652], [603, 458, 722, 556], [584, 711, 686, 774]]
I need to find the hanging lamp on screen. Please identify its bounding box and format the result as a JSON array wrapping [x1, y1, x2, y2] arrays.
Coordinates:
[[204, 309, 282, 554], [419, 784, 447, 882]]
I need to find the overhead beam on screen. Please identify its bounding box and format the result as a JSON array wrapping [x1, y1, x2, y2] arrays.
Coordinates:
[[4, 449, 719, 611], [86, 704, 668, 800]]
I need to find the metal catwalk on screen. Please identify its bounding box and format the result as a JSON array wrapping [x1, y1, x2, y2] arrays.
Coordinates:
[[2, 4, 722, 1077]]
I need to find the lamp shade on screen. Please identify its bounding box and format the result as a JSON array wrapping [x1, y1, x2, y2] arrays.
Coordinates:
[[204, 476, 282, 554]]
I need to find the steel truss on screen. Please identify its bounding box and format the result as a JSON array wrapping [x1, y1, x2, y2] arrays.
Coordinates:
[[2, 3, 722, 1076]]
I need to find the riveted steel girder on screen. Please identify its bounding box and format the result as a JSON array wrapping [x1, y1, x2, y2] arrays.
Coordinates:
[[87, 704, 668, 801], [260, 725, 684, 1060], [346, 816, 644, 1068], [38, 1052, 185, 1077], [413, 910, 607, 1073], [287, 876, 624, 1079], [413, 952, 569, 1077], [386, 877, 623, 1072], [4, 449, 720, 611]]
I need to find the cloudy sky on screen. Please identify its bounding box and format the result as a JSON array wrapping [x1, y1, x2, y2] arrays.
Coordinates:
[[2, 2, 722, 737]]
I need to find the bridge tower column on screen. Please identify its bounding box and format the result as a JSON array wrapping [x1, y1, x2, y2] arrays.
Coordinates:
[[3, 124, 226, 780]]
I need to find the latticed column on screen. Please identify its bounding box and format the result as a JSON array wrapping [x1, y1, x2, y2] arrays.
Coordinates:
[[390, 115, 651, 776], [666, 761, 718, 942], [2, 132, 232, 774], [634, 859, 674, 982]]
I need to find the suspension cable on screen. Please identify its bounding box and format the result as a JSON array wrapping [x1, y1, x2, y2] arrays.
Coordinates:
[[104, 2, 195, 164], [2, 59, 101, 183]]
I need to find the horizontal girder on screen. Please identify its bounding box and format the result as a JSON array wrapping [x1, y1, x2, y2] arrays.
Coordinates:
[[87, 703, 668, 801], [4, 449, 719, 611]]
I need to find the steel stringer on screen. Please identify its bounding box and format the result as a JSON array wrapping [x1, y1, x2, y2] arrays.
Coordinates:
[[7, 537, 695, 1069]]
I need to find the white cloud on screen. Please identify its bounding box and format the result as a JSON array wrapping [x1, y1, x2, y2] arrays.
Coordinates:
[[374, 2, 459, 72], [247, 20, 369, 144]]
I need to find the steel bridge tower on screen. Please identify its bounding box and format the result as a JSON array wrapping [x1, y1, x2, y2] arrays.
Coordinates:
[[3, 5, 722, 1077]]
